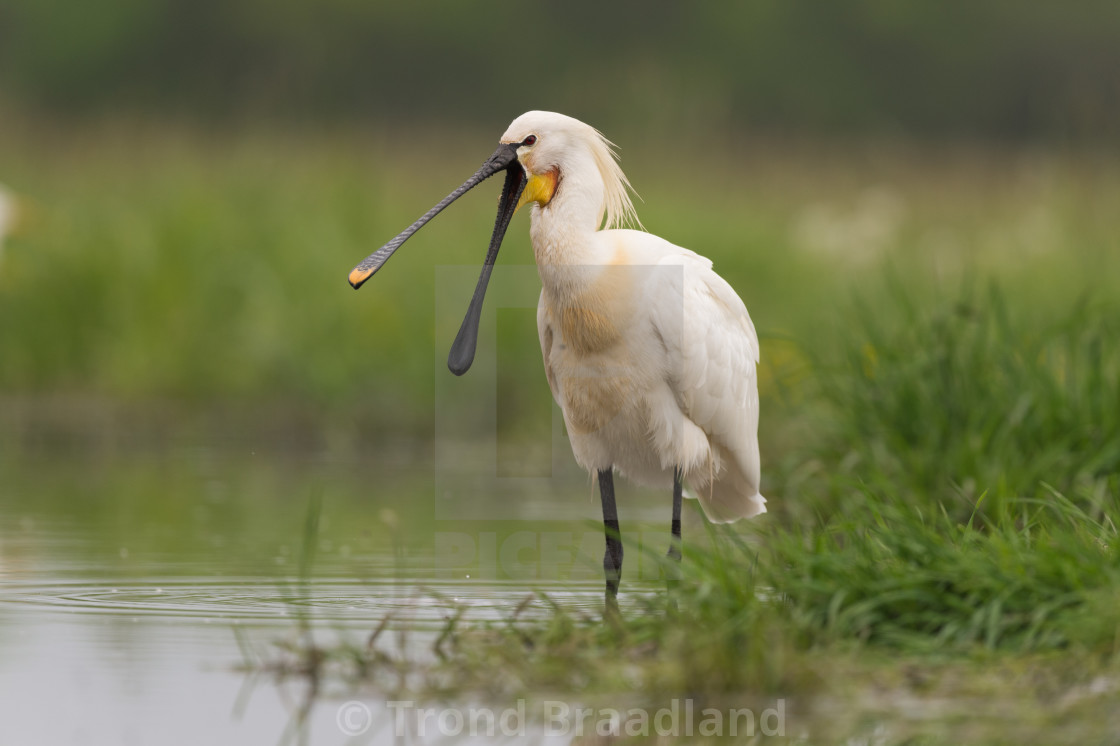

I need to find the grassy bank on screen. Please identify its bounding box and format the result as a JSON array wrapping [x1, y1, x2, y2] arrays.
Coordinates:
[[244, 289, 1120, 744]]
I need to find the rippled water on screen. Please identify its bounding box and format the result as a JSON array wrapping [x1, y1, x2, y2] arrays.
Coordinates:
[[0, 569, 600, 745], [0, 442, 662, 745], [0, 577, 600, 626]]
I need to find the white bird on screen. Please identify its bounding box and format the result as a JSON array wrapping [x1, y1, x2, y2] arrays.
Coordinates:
[[349, 111, 765, 607]]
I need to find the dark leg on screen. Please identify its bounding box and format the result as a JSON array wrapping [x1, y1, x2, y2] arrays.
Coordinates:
[[666, 468, 683, 604], [668, 467, 683, 563], [598, 469, 623, 611]]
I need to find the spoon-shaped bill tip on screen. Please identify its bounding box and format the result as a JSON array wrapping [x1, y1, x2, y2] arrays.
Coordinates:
[[349, 265, 375, 289], [346, 143, 522, 290]]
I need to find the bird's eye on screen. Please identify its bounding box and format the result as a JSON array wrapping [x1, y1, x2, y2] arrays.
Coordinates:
[[524, 135, 538, 146]]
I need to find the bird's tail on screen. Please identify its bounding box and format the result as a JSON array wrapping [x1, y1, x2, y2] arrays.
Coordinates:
[[684, 458, 767, 524]]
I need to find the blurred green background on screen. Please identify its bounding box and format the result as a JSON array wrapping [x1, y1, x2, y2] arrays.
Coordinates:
[[4, 1, 1120, 140], [1, 0, 1118, 458], [2, 9, 1119, 740]]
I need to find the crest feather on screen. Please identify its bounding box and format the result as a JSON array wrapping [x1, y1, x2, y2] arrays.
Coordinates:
[[585, 126, 644, 231]]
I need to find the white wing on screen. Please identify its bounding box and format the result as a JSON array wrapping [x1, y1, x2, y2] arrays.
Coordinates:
[[650, 247, 763, 517]]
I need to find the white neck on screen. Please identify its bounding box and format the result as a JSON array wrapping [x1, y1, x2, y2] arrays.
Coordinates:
[[528, 153, 608, 298]]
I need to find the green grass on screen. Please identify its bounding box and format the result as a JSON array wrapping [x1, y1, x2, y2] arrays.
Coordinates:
[[249, 290, 1120, 744], [802, 286, 1120, 523], [433, 293, 1120, 656], [2, 117, 1119, 442]]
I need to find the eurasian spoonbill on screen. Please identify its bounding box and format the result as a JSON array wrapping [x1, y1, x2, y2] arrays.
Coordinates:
[[349, 111, 765, 608]]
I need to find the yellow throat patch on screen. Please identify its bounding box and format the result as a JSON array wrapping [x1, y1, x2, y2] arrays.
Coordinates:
[[516, 167, 560, 211]]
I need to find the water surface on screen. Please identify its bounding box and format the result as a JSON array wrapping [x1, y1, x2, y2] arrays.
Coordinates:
[[0, 433, 682, 745]]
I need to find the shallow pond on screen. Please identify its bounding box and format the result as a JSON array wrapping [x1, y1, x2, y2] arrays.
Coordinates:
[[0, 426, 694, 745]]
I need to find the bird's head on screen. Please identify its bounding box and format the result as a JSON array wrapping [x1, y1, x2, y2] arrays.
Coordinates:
[[346, 111, 638, 376], [500, 110, 639, 231]]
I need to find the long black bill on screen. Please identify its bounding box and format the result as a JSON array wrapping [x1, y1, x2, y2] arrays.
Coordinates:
[[347, 143, 522, 290], [446, 165, 526, 375]]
